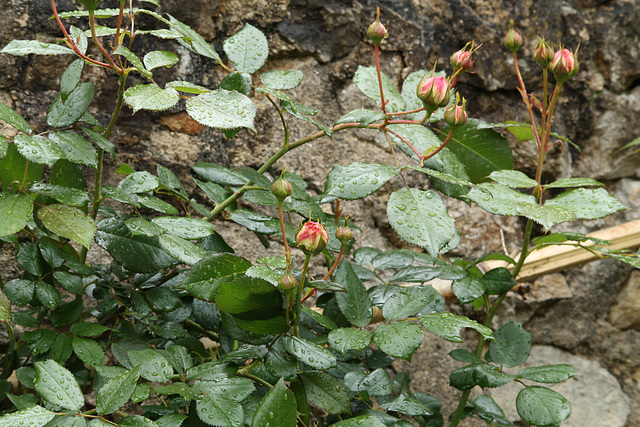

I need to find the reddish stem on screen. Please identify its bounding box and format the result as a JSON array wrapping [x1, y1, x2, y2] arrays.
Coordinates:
[[375, 45, 388, 114], [301, 244, 346, 303], [385, 128, 424, 160], [513, 52, 543, 152], [386, 107, 425, 116], [423, 129, 455, 161]]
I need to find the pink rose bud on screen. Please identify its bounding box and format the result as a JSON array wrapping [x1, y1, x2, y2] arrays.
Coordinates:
[[296, 220, 329, 254], [335, 224, 353, 245], [532, 38, 554, 67], [504, 21, 523, 54], [444, 96, 468, 128], [450, 48, 474, 73], [367, 8, 388, 46], [549, 48, 579, 83], [271, 174, 292, 202], [416, 76, 451, 112], [278, 271, 298, 294]]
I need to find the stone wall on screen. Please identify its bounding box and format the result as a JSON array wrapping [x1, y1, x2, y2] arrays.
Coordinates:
[[1, 0, 640, 425]]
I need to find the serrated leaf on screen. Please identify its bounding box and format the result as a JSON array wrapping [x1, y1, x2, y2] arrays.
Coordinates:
[[166, 80, 211, 94], [38, 204, 96, 248], [114, 45, 151, 77], [284, 336, 336, 369], [387, 188, 457, 257], [143, 50, 179, 70], [406, 165, 474, 188], [516, 386, 571, 426], [166, 14, 221, 62], [373, 322, 424, 361], [60, 59, 84, 100], [334, 262, 373, 327], [118, 171, 160, 194], [489, 170, 538, 188], [543, 177, 603, 189], [49, 131, 98, 168], [72, 337, 105, 366], [252, 377, 297, 427], [48, 82, 95, 128], [229, 209, 277, 234], [260, 70, 303, 90], [353, 66, 405, 112], [219, 71, 252, 95], [196, 395, 243, 426], [517, 364, 576, 383], [0, 102, 32, 134], [328, 328, 372, 355], [178, 253, 251, 302], [334, 109, 386, 127], [96, 366, 142, 415], [29, 183, 90, 207], [451, 276, 486, 304], [80, 126, 114, 159], [153, 383, 198, 401], [344, 368, 393, 396], [324, 162, 399, 200], [124, 217, 163, 237], [159, 234, 206, 265], [390, 266, 441, 283], [223, 23, 268, 74], [36, 282, 60, 310], [419, 312, 494, 343], [382, 285, 437, 320], [124, 84, 179, 113], [0, 192, 34, 237], [300, 371, 351, 415], [70, 322, 111, 337], [490, 321, 531, 368], [379, 394, 432, 416], [34, 360, 84, 411], [151, 217, 214, 239], [483, 267, 517, 295], [330, 415, 387, 427], [119, 415, 158, 427], [193, 162, 249, 185], [1, 40, 74, 56], [14, 135, 63, 166], [137, 194, 179, 214], [0, 405, 55, 427], [544, 188, 626, 220], [472, 395, 511, 426], [129, 349, 173, 382], [187, 90, 256, 130], [4, 279, 34, 306], [216, 275, 282, 315]]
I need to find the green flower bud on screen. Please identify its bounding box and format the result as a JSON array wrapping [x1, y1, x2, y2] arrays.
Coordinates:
[[367, 7, 388, 46], [278, 271, 298, 294], [271, 174, 292, 202], [504, 21, 523, 54]]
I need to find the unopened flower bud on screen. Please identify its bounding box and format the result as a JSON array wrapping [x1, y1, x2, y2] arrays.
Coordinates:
[[450, 48, 474, 73], [549, 48, 579, 83], [296, 220, 329, 255], [335, 224, 353, 245], [504, 21, 523, 54], [78, 0, 102, 10], [533, 38, 554, 67], [271, 174, 292, 202], [443, 96, 468, 129], [416, 76, 451, 112], [367, 7, 388, 46], [278, 271, 298, 294]]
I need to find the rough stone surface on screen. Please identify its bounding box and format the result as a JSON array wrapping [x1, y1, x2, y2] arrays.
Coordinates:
[[490, 345, 631, 427], [610, 270, 640, 330]]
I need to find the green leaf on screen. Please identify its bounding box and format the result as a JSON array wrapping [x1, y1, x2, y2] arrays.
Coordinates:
[[482, 267, 517, 295], [390, 266, 441, 283], [146, 288, 181, 312], [14, 135, 63, 166], [143, 50, 179, 71], [95, 216, 177, 273], [449, 349, 483, 363], [129, 349, 173, 382], [38, 204, 96, 248], [60, 59, 84, 100], [0, 405, 55, 427], [0, 192, 34, 237], [193, 162, 250, 185], [1, 40, 74, 56], [344, 368, 393, 396], [155, 414, 187, 427], [330, 416, 387, 427], [4, 279, 34, 305], [124, 217, 163, 237], [153, 383, 198, 401], [34, 360, 84, 411], [119, 415, 158, 427], [81, 126, 115, 159], [72, 337, 105, 366], [517, 364, 576, 383], [166, 80, 211, 94], [124, 84, 179, 113], [223, 24, 268, 74], [471, 395, 511, 426], [137, 195, 179, 214], [229, 210, 277, 234], [324, 162, 399, 200], [114, 45, 151, 77], [219, 72, 252, 96], [96, 366, 142, 415], [0, 102, 32, 134], [353, 66, 405, 112], [36, 282, 60, 310], [284, 336, 336, 369], [187, 90, 256, 131], [451, 276, 486, 304], [406, 165, 474, 188], [216, 275, 282, 316], [379, 394, 433, 416], [260, 70, 303, 90], [466, 183, 575, 229], [300, 371, 351, 415], [196, 395, 244, 426], [446, 119, 513, 183], [543, 177, 604, 189], [419, 312, 493, 343], [159, 234, 206, 265], [516, 386, 571, 426], [334, 262, 373, 327], [49, 131, 98, 168], [382, 285, 437, 320], [70, 322, 111, 337], [334, 109, 386, 127], [252, 377, 297, 427], [29, 183, 90, 207], [0, 289, 11, 322], [166, 14, 222, 62], [327, 328, 372, 355], [544, 188, 626, 220], [178, 253, 251, 302], [151, 217, 214, 239], [47, 82, 95, 128], [0, 144, 43, 191], [373, 322, 424, 361], [490, 321, 531, 368], [21, 329, 56, 355], [118, 171, 160, 193], [387, 188, 457, 257], [489, 170, 538, 188]]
